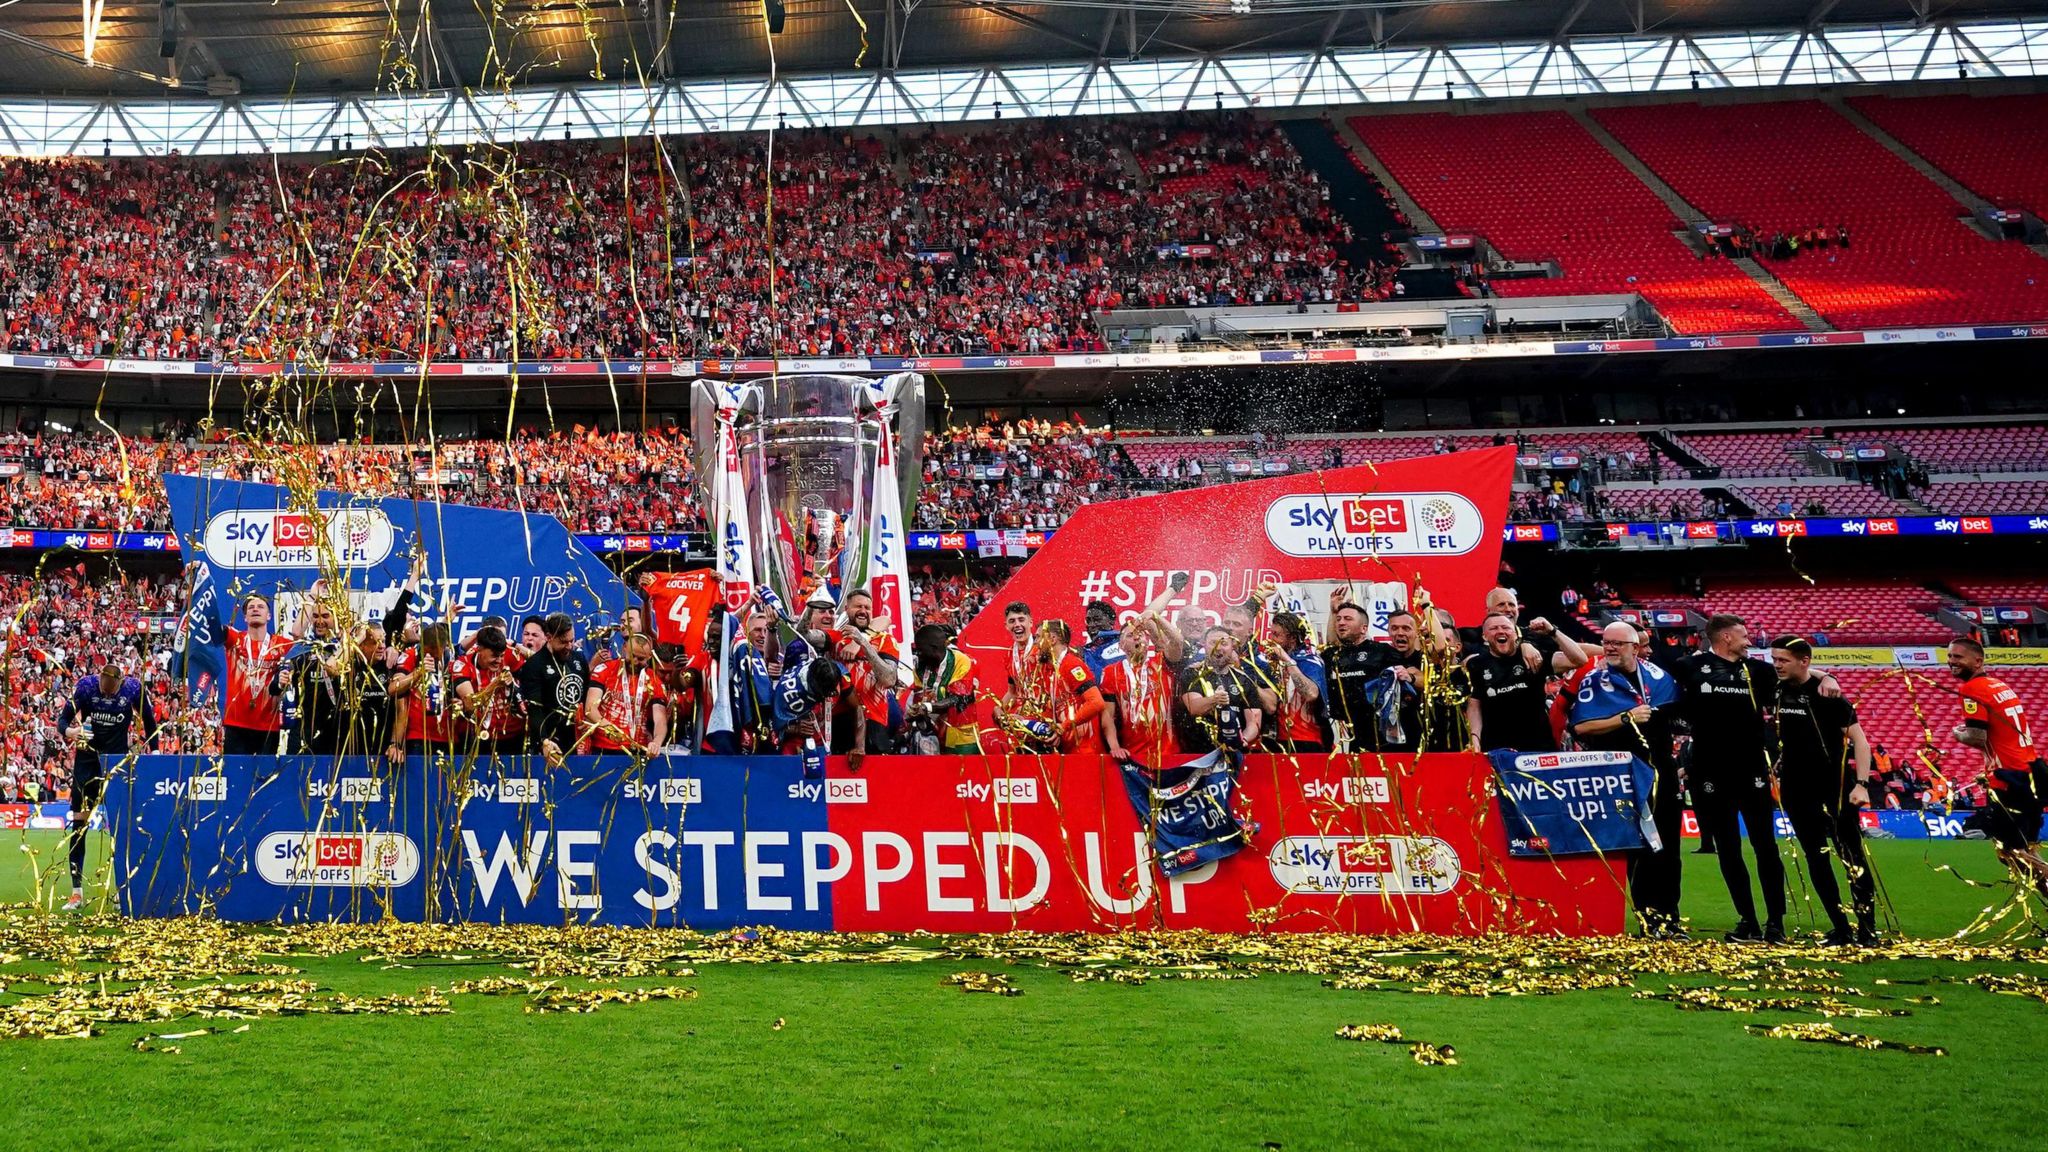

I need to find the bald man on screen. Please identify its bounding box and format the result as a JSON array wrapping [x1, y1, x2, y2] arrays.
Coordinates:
[[1569, 620, 1687, 938], [1463, 585, 1590, 675]]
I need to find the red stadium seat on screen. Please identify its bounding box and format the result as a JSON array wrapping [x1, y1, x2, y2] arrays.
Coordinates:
[[1594, 101, 2048, 330], [1349, 110, 1800, 335]]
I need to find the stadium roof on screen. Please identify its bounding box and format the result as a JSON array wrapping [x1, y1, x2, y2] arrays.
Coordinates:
[[2, 0, 2044, 98]]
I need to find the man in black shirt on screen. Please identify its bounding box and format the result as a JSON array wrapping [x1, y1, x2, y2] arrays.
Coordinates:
[[1672, 613, 1784, 943], [280, 597, 346, 755], [518, 612, 591, 762], [1464, 612, 1557, 753], [335, 622, 407, 764], [1176, 628, 1271, 758], [1460, 585, 1591, 676], [1772, 635, 1878, 945], [1320, 590, 1404, 752]]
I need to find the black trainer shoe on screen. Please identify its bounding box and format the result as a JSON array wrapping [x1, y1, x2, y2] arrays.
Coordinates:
[[1821, 926, 1856, 947], [1725, 920, 1763, 943], [1763, 921, 1788, 945]]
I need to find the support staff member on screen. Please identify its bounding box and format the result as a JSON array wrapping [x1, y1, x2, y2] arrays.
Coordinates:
[[336, 623, 407, 765], [1570, 621, 1685, 939], [1772, 635, 1878, 946], [1321, 592, 1402, 752], [1464, 611, 1556, 753], [56, 663, 158, 912], [1673, 614, 1784, 944], [518, 612, 590, 763]]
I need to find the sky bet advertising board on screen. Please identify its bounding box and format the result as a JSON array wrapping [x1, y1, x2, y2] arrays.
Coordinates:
[[957, 446, 1512, 664], [166, 475, 629, 708], [103, 752, 1624, 936]]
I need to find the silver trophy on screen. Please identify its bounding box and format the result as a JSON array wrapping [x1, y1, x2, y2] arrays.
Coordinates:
[[690, 373, 925, 613]]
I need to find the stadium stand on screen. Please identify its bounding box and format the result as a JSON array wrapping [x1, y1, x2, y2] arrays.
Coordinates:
[[1594, 100, 2048, 330], [1347, 109, 1800, 334], [1639, 578, 1948, 645], [1944, 579, 2048, 608], [0, 570, 205, 803], [1824, 666, 1986, 804], [1879, 424, 2048, 472], [0, 117, 1392, 364], [1672, 431, 1826, 478], [1849, 93, 2048, 221], [1916, 478, 2048, 515], [1721, 481, 1909, 517]]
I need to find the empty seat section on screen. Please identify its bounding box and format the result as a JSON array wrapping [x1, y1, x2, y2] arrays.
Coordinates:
[[1348, 111, 1798, 334], [1851, 93, 2048, 220], [1595, 100, 2048, 329]]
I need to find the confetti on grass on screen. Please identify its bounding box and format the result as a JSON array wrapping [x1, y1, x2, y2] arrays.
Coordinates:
[[945, 972, 1021, 996], [1744, 1022, 1946, 1055], [1336, 1024, 1458, 1066]]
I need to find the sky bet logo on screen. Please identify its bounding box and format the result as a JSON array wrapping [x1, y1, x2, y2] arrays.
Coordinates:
[[154, 775, 227, 802], [1263, 492, 1482, 558], [204, 507, 395, 570], [787, 778, 868, 803]]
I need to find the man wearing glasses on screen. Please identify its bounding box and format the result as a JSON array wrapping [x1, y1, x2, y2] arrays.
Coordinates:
[[1570, 621, 1686, 939]]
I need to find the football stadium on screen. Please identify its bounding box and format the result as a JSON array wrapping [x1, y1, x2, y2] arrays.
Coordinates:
[[3, 0, 2048, 1147]]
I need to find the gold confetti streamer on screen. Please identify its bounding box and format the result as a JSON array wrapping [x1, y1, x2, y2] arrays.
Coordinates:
[[1409, 1042, 1459, 1066], [944, 971, 1021, 996], [1743, 1022, 1946, 1056]]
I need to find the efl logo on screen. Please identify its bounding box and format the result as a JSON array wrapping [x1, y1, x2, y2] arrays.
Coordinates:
[[256, 831, 421, 887], [825, 778, 868, 804], [1264, 492, 1483, 558], [500, 777, 542, 804], [1266, 836, 1461, 896]]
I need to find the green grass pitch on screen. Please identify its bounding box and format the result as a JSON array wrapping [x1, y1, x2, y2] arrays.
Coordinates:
[[2, 829, 2045, 1151]]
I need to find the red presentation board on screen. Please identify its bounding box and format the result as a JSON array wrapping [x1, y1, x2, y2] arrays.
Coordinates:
[[958, 445, 1517, 662], [824, 752, 1628, 936]]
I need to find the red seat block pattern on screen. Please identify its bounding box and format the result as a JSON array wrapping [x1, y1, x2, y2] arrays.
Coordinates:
[[1349, 111, 1799, 335], [1595, 100, 2048, 330]]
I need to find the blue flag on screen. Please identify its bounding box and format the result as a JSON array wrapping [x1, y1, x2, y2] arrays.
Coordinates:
[[172, 556, 227, 707], [165, 475, 629, 707], [1121, 751, 1251, 876], [1488, 749, 1662, 857], [1567, 659, 1680, 726]]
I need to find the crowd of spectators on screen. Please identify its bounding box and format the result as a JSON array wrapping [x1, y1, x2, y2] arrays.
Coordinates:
[[0, 569, 214, 794], [0, 426, 702, 534], [0, 114, 1392, 365]]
